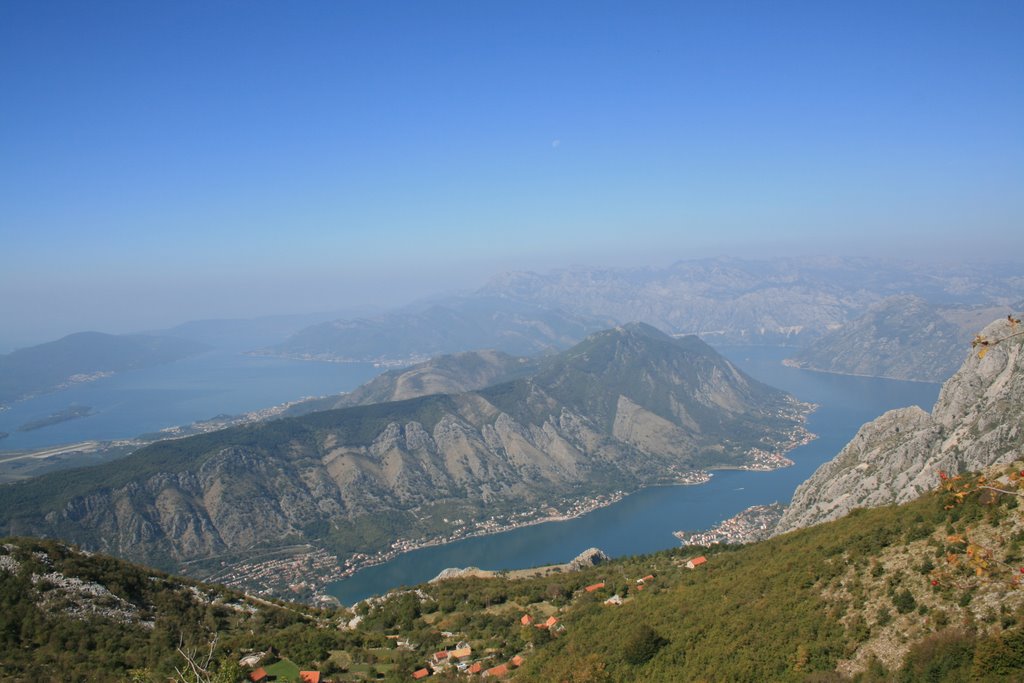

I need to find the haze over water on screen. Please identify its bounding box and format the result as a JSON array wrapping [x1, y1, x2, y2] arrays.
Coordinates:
[[326, 346, 942, 605], [0, 351, 381, 451]]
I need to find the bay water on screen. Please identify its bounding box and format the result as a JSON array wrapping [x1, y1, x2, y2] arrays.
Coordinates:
[[0, 350, 381, 451], [325, 346, 942, 604]]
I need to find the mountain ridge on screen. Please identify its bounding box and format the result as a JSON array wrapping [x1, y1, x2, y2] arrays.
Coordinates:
[[785, 295, 1012, 382], [264, 296, 613, 362], [284, 349, 539, 417], [263, 257, 1024, 363], [0, 325, 807, 583]]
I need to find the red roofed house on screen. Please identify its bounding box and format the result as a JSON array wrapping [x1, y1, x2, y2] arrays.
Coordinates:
[[468, 662, 483, 674], [299, 673, 321, 683], [432, 651, 449, 665], [584, 582, 605, 592], [412, 668, 431, 680], [483, 663, 509, 678], [510, 655, 524, 668], [543, 616, 559, 628], [641, 574, 655, 583], [686, 556, 708, 569], [520, 614, 533, 626], [248, 668, 268, 683]]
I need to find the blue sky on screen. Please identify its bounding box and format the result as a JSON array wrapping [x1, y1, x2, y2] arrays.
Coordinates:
[[1, 1, 1022, 345]]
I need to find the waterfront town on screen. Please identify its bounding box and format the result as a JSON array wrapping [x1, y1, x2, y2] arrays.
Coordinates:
[[673, 503, 785, 547], [206, 490, 634, 602], [199, 410, 815, 603], [734, 402, 817, 472]]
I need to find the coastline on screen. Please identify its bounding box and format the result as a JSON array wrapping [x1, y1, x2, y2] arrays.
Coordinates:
[[0, 393, 333, 459], [204, 475, 718, 601], [246, 349, 424, 369], [206, 400, 820, 602], [780, 358, 943, 385]]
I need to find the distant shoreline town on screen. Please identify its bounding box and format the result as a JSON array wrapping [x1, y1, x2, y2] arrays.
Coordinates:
[[204, 476, 716, 603], [201, 412, 819, 605], [674, 503, 785, 547]]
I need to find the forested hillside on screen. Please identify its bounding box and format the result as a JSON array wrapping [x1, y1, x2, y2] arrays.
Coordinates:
[[6, 465, 1024, 681]]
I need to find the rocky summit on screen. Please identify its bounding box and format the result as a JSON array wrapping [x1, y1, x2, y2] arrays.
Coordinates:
[[776, 315, 1024, 534]]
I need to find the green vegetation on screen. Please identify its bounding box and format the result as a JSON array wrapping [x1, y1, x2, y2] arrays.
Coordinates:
[[4, 466, 1024, 681], [264, 658, 301, 681], [0, 537, 376, 682]]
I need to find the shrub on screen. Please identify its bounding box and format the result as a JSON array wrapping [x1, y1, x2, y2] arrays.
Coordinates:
[[622, 624, 668, 665], [893, 589, 917, 614]]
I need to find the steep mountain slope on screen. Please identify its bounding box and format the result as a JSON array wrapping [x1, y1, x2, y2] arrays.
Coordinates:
[[777, 315, 1024, 534], [0, 325, 806, 578], [516, 464, 1024, 682], [265, 296, 612, 362], [786, 295, 1010, 382], [284, 349, 539, 417], [0, 332, 208, 405]]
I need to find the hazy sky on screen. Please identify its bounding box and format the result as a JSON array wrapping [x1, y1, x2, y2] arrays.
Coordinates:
[[2, 1, 1022, 346]]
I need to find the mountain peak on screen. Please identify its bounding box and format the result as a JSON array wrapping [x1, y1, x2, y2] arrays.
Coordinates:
[[614, 321, 670, 338]]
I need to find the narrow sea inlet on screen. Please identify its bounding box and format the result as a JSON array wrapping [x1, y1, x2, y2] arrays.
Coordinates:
[[326, 346, 942, 605]]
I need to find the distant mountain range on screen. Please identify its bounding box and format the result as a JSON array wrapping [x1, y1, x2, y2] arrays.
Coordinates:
[[0, 324, 805, 574], [155, 307, 379, 349], [264, 257, 1024, 363], [785, 295, 1014, 382], [264, 296, 613, 362], [777, 314, 1024, 534], [478, 256, 1023, 339], [0, 332, 208, 406]]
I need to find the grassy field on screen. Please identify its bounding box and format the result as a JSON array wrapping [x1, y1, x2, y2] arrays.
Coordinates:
[[323, 649, 399, 681], [264, 658, 301, 681]]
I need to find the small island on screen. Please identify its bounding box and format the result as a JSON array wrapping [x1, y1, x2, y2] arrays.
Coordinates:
[[17, 406, 95, 432], [0, 431, 8, 441]]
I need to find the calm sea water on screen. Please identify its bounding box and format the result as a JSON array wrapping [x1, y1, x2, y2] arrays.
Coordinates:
[[326, 346, 942, 604], [0, 350, 381, 450]]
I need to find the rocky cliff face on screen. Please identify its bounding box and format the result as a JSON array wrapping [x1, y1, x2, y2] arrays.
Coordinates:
[[1, 324, 806, 571], [776, 316, 1024, 534], [786, 295, 1011, 382]]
